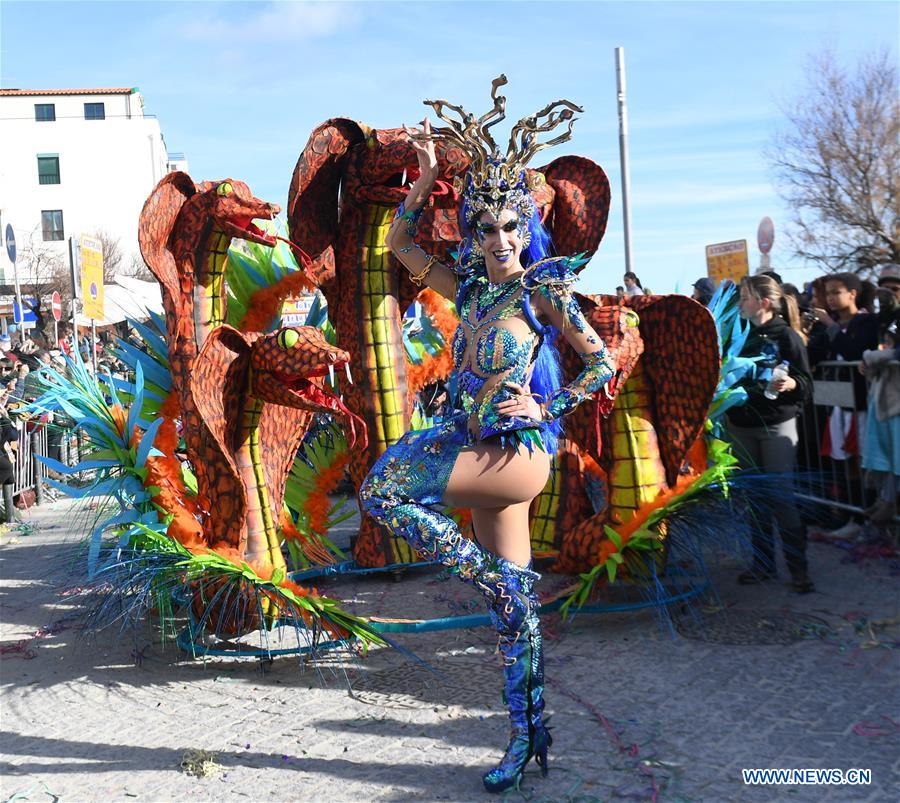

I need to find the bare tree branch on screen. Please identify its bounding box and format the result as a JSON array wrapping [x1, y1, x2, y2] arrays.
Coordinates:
[[14, 226, 69, 336], [119, 253, 155, 282], [90, 229, 123, 283], [765, 48, 900, 275]]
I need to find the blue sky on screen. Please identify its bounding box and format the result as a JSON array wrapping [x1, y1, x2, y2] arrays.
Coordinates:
[[2, 1, 897, 294]]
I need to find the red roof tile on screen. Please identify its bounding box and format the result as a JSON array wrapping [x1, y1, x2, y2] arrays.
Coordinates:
[[0, 88, 137, 97]]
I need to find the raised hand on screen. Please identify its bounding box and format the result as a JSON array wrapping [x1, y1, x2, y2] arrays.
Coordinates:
[[404, 118, 438, 178]]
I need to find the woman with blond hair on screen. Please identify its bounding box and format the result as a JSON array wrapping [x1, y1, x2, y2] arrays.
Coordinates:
[[727, 275, 814, 592]]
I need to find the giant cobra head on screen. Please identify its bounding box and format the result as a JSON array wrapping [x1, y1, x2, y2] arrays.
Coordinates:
[[171, 178, 282, 264], [204, 178, 281, 246], [250, 326, 367, 449]]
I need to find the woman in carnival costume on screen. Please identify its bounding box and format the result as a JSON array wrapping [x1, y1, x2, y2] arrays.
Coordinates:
[[360, 79, 615, 792]]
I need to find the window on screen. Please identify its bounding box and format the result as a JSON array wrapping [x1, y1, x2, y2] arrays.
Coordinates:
[[41, 210, 64, 241], [34, 103, 56, 122], [37, 155, 60, 185], [84, 102, 105, 120]]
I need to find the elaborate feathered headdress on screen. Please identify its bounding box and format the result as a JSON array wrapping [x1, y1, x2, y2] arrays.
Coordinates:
[[415, 75, 582, 225]]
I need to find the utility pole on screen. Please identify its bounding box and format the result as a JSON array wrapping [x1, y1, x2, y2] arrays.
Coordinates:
[[8, 224, 24, 346], [615, 47, 634, 276], [68, 236, 79, 358]]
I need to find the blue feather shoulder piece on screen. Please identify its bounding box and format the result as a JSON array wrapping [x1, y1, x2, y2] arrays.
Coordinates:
[[521, 254, 589, 290]]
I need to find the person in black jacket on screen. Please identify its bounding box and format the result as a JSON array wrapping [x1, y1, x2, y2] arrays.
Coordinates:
[[810, 272, 880, 413], [805, 273, 880, 529], [0, 404, 19, 490], [726, 275, 814, 593]]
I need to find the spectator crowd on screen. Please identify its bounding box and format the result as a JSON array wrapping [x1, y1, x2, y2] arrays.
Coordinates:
[[0, 320, 138, 511], [2, 269, 898, 579], [615, 265, 900, 593]]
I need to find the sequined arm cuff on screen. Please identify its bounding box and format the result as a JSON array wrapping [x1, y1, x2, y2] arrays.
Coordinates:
[[389, 201, 430, 274], [543, 347, 616, 420], [393, 201, 423, 237]]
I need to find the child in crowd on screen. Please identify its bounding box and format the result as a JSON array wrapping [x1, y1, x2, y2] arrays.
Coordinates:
[[859, 284, 900, 523]]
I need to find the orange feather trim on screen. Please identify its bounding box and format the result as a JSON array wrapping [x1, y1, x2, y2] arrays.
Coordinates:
[[268, 576, 352, 642], [593, 471, 701, 569], [685, 435, 708, 474], [273, 580, 315, 630], [280, 510, 337, 566], [130, 397, 206, 549], [238, 271, 317, 332], [109, 404, 127, 438], [406, 288, 458, 400], [302, 451, 350, 535]]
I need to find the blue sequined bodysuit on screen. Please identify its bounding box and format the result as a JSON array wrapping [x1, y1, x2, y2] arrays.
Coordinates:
[[452, 265, 547, 449], [360, 255, 616, 553]]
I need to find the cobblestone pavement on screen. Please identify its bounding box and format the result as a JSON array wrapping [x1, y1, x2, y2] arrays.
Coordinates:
[[1, 497, 898, 802]]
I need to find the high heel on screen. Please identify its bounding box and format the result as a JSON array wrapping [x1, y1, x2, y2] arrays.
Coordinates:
[[525, 584, 551, 774], [482, 726, 534, 793], [481, 562, 548, 793], [533, 726, 553, 777]]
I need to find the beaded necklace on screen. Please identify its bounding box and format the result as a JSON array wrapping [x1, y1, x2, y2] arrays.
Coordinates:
[[474, 273, 523, 322]]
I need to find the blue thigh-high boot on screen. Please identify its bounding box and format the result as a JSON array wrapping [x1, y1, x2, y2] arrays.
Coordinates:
[[360, 419, 551, 792], [525, 584, 551, 769], [481, 563, 552, 793]]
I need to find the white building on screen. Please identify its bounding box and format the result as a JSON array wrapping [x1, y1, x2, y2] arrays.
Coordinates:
[[0, 87, 187, 291]]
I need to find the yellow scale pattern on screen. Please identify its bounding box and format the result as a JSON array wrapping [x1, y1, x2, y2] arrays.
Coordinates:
[[362, 205, 408, 448], [197, 231, 230, 339], [362, 205, 415, 563], [609, 361, 667, 521], [530, 453, 561, 551], [235, 387, 287, 576]]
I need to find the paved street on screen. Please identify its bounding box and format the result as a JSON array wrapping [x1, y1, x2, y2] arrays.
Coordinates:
[[1, 497, 898, 802]]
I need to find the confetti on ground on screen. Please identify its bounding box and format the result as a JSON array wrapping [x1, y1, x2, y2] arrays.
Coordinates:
[[549, 678, 664, 802], [852, 716, 900, 738], [180, 749, 224, 778], [0, 619, 76, 661]]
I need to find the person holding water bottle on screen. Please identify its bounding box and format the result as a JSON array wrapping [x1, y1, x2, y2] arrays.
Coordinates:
[[727, 275, 815, 593]]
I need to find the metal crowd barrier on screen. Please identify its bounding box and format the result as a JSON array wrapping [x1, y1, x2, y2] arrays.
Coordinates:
[[3, 364, 894, 526], [2, 414, 94, 521], [4, 420, 50, 522], [796, 359, 899, 524]]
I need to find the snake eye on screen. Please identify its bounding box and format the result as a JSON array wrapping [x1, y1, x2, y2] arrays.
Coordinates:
[[277, 329, 299, 349], [216, 182, 234, 197]]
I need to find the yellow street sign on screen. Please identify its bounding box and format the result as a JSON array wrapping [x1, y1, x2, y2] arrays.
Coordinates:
[[79, 235, 105, 320], [705, 239, 749, 285]]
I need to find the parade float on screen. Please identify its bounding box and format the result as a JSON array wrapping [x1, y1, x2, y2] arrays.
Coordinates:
[[32, 119, 757, 657]]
